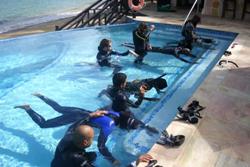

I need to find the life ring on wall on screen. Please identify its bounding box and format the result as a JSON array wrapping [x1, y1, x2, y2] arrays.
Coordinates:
[[128, 0, 145, 11]]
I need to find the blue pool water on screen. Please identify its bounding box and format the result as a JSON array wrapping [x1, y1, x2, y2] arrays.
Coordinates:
[[0, 22, 237, 166], [0, 0, 95, 33]]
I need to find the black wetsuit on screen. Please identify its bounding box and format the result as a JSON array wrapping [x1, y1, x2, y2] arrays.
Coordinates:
[[23, 95, 119, 163], [51, 132, 96, 167], [126, 78, 155, 95], [96, 47, 129, 73], [133, 29, 149, 63], [181, 21, 196, 49], [109, 86, 144, 112]]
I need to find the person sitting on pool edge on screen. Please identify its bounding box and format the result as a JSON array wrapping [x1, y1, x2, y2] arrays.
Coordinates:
[[96, 38, 136, 74], [14, 93, 158, 166], [98, 73, 168, 102]]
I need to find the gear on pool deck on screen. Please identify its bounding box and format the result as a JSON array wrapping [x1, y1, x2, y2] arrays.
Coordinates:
[[156, 130, 185, 147], [177, 100, 206, 124]]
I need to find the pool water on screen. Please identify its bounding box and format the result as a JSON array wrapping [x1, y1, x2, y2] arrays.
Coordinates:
[[0, 22, 237, 166], [0, 0, 95, 33]]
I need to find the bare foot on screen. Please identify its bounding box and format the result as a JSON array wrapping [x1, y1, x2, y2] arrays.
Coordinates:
[[14, 104, 31, 110], [32, 93, 43, 98]]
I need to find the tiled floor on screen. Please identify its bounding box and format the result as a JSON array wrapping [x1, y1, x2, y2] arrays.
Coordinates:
[[136, 3, 250, 167]]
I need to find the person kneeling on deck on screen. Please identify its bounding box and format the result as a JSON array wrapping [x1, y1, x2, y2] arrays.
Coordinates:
[[99, 73, 168, 102], [96, 38, 135, 74], [181, 15, 214, 50]]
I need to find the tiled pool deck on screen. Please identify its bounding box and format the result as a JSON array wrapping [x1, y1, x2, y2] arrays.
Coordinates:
[[136, 4, 250, 167]]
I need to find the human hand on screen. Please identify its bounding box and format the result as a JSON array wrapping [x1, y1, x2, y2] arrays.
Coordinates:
[[136, 154, 153, 165], [149, 25, 155, 31], [147, 44, 152, 50], [90, 110, 108, 117], [139, 84, 148, 95]]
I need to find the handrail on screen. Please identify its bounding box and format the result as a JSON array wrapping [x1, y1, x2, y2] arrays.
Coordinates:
[[81, 0, 115, 27], [56, 0, 102, 30], [182, 0, 199, 29], [55, 0, 130, 31]]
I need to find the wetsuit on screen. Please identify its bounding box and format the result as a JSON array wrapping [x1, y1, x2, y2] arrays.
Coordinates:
[[122, 43, 194, 63], [109, 86, 144, 112], [96, 47, 129, 73], [23, 95, 119, 163], [181, 21, 197, 49], [126, 79, 156, 95], [51, 131, 96, 167], [133, 28, 150, 63]]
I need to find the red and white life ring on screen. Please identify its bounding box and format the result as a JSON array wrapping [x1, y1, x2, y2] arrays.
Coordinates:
[[128, 0, 145, 11]]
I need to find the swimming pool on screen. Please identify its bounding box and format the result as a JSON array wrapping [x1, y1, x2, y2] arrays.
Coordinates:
[[0, 22, 237, 167]]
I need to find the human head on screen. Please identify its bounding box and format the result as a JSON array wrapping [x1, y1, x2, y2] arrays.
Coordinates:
[[144, 78, 167, 91], [153, 78, 167, 90], [138, 22, 148, 34], [73, 125, 94, 149], [99, 38, 112, 52], [190, 15, 201, 27], [112, 72, 127, 88]]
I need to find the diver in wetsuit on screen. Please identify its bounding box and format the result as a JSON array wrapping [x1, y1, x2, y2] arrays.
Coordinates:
[[15, 93, 157, 166], [181, 15, 213, 50], [125, 22, 196, 63], [109, 73, 145, 111], [181, 15, 201, 50], [97, 39, 131, 74], [51, 125, 97, 167], [133, 22, 155, 64], [99, 73, 168, 102]]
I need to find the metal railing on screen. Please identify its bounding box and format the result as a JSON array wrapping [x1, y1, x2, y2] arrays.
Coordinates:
[[182, 0, 200, 28], [55, 0, 130, 31]]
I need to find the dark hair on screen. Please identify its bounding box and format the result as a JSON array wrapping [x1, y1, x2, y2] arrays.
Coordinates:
[[154, 78, 167, 90], [99, 38, 111, 50], [138, 22, 148, 32], [190, 15, 201, 27], [112, 72, 127, 87]]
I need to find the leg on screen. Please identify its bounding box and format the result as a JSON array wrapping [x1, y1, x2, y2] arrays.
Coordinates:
[[32, 93, 86, 114], [151, 46, 176, 55], [14, 105, 89, 128], [177, 48, 196, 58], [134, 50, 147, 64]]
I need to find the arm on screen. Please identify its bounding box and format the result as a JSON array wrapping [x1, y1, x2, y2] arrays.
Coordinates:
[[111, 50, 130, 56], [127, 84, 147, 108], [128, 154, 153, 167], [97, 128, 117, 163]]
